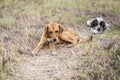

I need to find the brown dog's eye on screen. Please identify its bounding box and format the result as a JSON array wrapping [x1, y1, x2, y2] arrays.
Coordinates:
[[55, 30, 59, 33]]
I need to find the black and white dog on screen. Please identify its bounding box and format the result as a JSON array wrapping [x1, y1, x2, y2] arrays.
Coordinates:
[[86, 17, 110, 34]]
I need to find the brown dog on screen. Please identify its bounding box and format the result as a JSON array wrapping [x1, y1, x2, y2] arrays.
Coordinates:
[[33, 23, 92, 55]]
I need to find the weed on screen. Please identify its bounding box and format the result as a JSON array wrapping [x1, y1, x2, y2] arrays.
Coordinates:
[[0, 48, 2, 54], [25, 28, 40, 40], [73, 16, 87, 24], [0, 17, 15, 29], [2, 0, 19, 6]]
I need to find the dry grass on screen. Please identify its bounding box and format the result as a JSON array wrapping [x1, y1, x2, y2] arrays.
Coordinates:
[[0, 0, 120, 80]]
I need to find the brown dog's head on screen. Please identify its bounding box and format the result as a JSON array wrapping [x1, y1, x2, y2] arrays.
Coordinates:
[[44, 23, 63, 43]]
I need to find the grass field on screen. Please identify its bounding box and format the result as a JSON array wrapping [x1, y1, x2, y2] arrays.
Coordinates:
[[0, 0, 120, 80]]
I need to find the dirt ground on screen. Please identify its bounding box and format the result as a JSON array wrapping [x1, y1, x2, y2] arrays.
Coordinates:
[[0, 0, 120, 80], [1, 15, 93, 80]]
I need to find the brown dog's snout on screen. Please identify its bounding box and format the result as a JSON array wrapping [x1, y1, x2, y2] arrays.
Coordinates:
[[52, 38, 57, 42]]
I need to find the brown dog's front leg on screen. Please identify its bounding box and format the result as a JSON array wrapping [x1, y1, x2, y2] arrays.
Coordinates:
[[33, 36, 47, 54], [49, 42, 57, 55]]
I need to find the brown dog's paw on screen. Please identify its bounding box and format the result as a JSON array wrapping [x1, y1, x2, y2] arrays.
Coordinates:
[[67, 44, 73, 48], [30, 51, 38, 56], [30, 51, 35, 56], [52, 51, 58, 55]]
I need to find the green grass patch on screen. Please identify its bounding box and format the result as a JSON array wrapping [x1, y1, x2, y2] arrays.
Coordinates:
[[25, 28, 40, 39], [62, 0, 77, 9], [4, 62, 11, 73], [73, 16, 87, 24], [100, 26, 120, 39], [2, 0, 19, 6], [0, 47, 2, 54], [6, 0, 119, 17], [0, 17, 15, 29]]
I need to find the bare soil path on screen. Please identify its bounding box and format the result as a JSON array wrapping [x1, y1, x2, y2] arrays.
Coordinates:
[[12, 45, 85, 80]]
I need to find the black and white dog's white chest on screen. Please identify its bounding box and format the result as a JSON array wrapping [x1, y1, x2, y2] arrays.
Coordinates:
[[86, 18, 110, 34]]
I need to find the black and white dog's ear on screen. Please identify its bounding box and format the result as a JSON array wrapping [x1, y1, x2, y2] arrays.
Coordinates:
[[105, 23, 110, 29], [86, 20, 91, 27]]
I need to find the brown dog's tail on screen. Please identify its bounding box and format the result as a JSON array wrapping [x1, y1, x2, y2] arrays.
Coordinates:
[[79, 35, 93, 43]]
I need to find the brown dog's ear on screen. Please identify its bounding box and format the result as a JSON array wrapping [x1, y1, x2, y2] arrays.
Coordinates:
[[59, 25, 64, 33], [43, 25, 48, 36]]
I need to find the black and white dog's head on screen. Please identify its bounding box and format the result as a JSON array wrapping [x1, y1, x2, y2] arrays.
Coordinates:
[[86, 17, 110, 34]]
